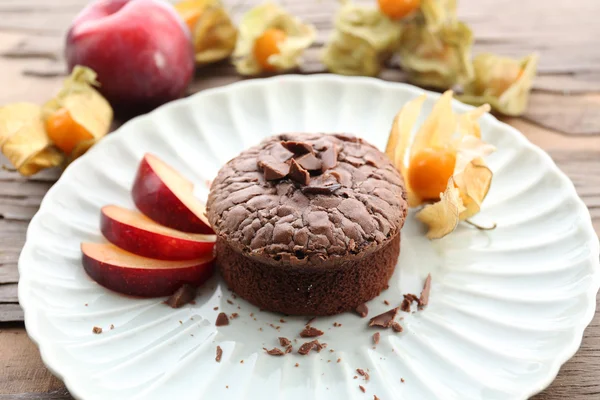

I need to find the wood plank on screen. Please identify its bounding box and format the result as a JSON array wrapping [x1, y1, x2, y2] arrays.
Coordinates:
[[0, 264, 19, 284], [0, 283, 17, 303], [0, 304, 23, 322]]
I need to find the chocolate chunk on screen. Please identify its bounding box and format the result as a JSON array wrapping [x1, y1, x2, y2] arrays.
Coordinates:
[[263, 347, 285, 356], [368, 307, 398, 328], [373, 332, 380, 345], [288, 158, 310, 185], [295, 152, 322, 171], [270, 142, 294, 162], [298, 341, 317, 355], [391, 322, 403, 333], [319, 145, 338, 171], [92, 326, 102, 334], [216, 312, 229, 326], [259, 157, 290, 181], [216, 346, 223, 362], [357, 368, 370, 380], [419, 273, 432, 309], [281, 140, 313, 155], [359, 385, 366, 393], [285, 345, 293, 354], [383, 300, 390, 306], [404, 293, 419, 303], [313, 341, 326, 352], [355, 303, 369, 318], [401, 378, 405, 383], [300, 326, 324, 338], [302, 173, 342, 195], [165, 284, 196, 308], [279, 337, 291, 347], [400, 298, 411, 312]]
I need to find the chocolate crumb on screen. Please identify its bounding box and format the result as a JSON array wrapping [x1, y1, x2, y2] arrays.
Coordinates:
[[369, 307, 398, 328], [374, 396, 380, 400], [214, 306, 219, 310], [250, 313, 254, 317], [279, 337, 291, 347], [269, 323, 281, 330], [216, 312, 229, 326], [400, 298, 411, 313], [165, 284, 196, 308], [240, 360, 244, 364], [355, 303, 369, 318], [295, 363, 299, 367], [314, 341, 326, 352], [110, 324, 114, 330], [280, 319, 286, 323], [84, 303, 88, 307], [401, 378, 405, 383], [337, 358, 341, 363], [92, 326, 102, 334], [373, 332, 380, 345], [288, 158, 310, 185], [237, 305, 240, 310], [357, 368, 370, 380], [300, 326, 324, 338], [298, 341, 317, 355], [281, 140, 313, 155], [230, 313, 239, 319], [216, 346, 223, 362], [263, 347, 285, 356], [391, 322, 403, 333], [226, 386, 228, 389], [404, 293, 419, 303], [384, 300, 390, 306], [354, 376, 358, 379], [179, 320, 183, 324], [285, 345, 293, 354], [419, 273, 432, 309], [359, 385, 366, 393], [232, 294, 237, 299], [227, 299, 234, 305]]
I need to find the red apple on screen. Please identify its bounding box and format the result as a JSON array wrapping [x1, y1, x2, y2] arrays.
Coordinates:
[[65, 0, 195, 113], [101, 205, 215, 260], [132, 154, 213, 234], [81, 242, 214, 297]]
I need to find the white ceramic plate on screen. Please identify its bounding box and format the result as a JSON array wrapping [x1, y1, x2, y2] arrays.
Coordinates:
[[19, 75, 599, 400]]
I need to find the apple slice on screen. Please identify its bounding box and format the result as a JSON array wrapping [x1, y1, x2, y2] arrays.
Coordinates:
[[81, 242, 215, 297], [132, 154, 213, 234], [101, 205, 216, 260]]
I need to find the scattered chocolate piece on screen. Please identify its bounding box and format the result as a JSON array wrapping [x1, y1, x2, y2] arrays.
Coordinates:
[[374, 395, 380, 400], [298, 341, 317, 355], [369, 307, 398, 328], [250, 312, 254, 317], [230, 313, 239, 319], [288, 158, 310, 185], [281, 140, 313, 155], [263, 347, 285, 356], [354, 376, 358, 379], [337, 358, 341, 363], [216, 312, 229, 326], [383, 300, 390, 306], [333, 322, 341, 327], [285, 345, 293, 354], [110, 324, 114, 330], [279, 337, 291, 347], [240, 360, 244, 364], [165, 284, 196, 308], [227, 299, 234, 305], [300, 326, 324, 338], [84, 303, 88, 307], [216, 346, 223, 362], [404, 293, 419, 303], [400, 298, 411, 313], [419, 273, 432, 309], [92, 326, 102, 334], [359, 385, 366, 393], [320, 145, 338, 171], [295, 152, 322, 171], [295, 363, 299, 367], [356, 303, 369, 318], [214, 306, 219, 310], [269, 323, 281, 330], [391, 322, 403, 333], [314, 341, 326, 352], [401, 378, 405, 383], [280, 319, 286, 323], [357, 368, 370, 380], [373, 332, 380, 345]]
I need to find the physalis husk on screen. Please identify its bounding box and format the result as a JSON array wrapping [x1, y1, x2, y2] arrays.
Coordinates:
[[322, 1, 403, 76], [232, 2, 316, 75], [420, 0, 457, 33], [174, 0, 237, 65], [0, 103, 64, 176], [42, 66, 113, 159], [458, 53, 539, 116], [385, 90, 495, 239]]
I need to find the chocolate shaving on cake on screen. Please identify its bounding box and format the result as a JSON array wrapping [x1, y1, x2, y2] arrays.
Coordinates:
[[357, 368, 370, 380], [215, 312, 229, 326], [368, 307, 398, 328], [320, 145, 338, 171], [302, 173, 342, 195], [419, 273, 432, 309], [270, 142, 295, 162], [295, 153, 322, 171], [359, 385, 366, 393], [281, 140, 313, 155], [356, 303, 369, 318], [263, 347, 285, 356], [300, 326, 324, 338], [216, 346, 223, 362], [165, 284, 196, 308], [391, 322, 403, 333], [373, 332, 380, 345], [260, 159, 290, 181], [279, 337, 291, 347], [288, 158, 310, 185]]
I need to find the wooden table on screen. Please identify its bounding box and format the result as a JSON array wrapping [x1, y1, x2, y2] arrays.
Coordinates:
[[1, 0, 599, 398]]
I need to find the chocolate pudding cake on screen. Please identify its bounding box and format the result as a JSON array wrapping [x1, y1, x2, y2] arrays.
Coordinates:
[[206, 133, 408, 315]]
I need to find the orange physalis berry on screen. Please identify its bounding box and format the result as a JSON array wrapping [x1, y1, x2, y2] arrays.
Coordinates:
[[377, 0, 421, 20], [408, 147, 457, 200], [45, 108, 93, 154], [253, 28, 287, 71]]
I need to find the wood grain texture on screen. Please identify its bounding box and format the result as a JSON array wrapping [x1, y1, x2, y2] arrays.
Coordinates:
[[0, 0, 598, 398]]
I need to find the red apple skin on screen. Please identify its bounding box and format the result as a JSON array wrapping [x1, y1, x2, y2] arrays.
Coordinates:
[[100, 205, 215, 260], [65, 0, 195, 112], [82, 243, 214, 297], [132, 155, 213, 234]]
